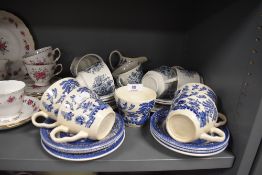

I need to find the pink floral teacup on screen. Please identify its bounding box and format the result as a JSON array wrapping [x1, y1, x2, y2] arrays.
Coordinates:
[[0, 80, 25, 118], [23, 46, 61, 65], [25, 63, 63, 86]]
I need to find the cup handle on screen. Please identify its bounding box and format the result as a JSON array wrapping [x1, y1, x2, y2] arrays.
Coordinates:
[[164, 77, 178, 84], [52, 48, 61, 62], [214, 113, 227, 127], [200, 127, 226, 142], [53, 64, 63, 77], [50, 125, 89, 143], [109, 50, 122, 70], [117, 77, 125, 87], [31, 111, 59, 128]]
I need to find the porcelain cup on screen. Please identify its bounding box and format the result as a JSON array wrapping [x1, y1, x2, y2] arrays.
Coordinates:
[[166, 94, 227, 143], [25, 63, 63, 86], [70, 54, 101, 77], [142, 66, 177, 98], [0, 80, 25, 118], [23, 46, 61, 65], [113, 61, 143, 87], [173, 66, 202, 89], [0, 59, 8, 80], [174, 83, 217, 103], [39, 87, 115, 143], [115, 86, 156, 127], [76, 54, 115, 97], [109, 50, 148, 71], [31, 78, 80, 128]]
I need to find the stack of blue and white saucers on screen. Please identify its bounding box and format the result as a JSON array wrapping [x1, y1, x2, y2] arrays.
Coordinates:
[[40, 113, 125, 161], [150, 108, 230, 157]]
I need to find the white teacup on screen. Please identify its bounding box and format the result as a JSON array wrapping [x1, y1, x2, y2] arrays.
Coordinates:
[[142, 66, 177, 98], [31, 78, 80, 128], [25, 63, 63, 86], [115, 85, 156, 127], [166, 94, 227, 143], [109, 50, 148, 71], [41, 87, 115, 143], [113, 61, 143, 87], [23, 46, 61, 65], [173, 66, 202, 89], [0, 80, 25, 118], [76, 54, 115, 97], [0, 59, 8, 80]]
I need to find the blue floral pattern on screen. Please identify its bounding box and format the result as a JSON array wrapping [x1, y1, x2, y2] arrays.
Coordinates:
[[41, 78, 80, 117], [175, 84, 217, 103], [85, 61, 104, 74], [171, 96, 217, 128], [92, 74, 114, 96], [117, 98, 155, 126], [127, 66, 143, 84], [155, 66, 176, 79], [59, 87, 110, 128]]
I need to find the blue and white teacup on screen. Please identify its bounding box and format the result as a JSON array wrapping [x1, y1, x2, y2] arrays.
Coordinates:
[[115, 86, 156, 127], [76, 54, 115, 97], [166, 94, 227, 143], [31, 78, 80, 128], [174, 83, 217, 103], [112, 61, 143, 87], [142, 66, 177, 98], [45, 87, 115, 143]]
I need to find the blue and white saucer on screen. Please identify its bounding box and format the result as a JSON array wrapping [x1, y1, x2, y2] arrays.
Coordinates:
[[150, 108, 230, 156], [41, 131, 125, 161], [41, 113, 125, 154]]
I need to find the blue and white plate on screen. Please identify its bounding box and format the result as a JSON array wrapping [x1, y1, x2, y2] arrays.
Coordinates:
[[41, 131, 125, 161], [151, 132, 228, 157], [150, 108, 230, 155], [40, 113, 125, 154]]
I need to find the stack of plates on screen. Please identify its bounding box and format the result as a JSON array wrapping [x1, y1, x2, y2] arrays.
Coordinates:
[[150, 108, 230, 157], [40, 113, 125, 161]]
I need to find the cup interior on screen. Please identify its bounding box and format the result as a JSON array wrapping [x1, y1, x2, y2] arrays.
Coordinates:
[[76, 54, 101, 73], [115, 86, 156, 103], [0, 80, 25, 95]]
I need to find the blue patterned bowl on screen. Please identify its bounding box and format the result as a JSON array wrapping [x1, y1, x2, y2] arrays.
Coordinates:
[[115, 86, 156, 127]]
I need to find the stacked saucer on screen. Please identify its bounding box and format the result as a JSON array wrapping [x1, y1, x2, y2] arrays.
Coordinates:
[[150, 108, 230, 157], [40, 113, 125, 161]]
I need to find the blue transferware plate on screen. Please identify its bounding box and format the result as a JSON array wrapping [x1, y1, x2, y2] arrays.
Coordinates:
[[150, 108, 230, 152], [41, 132, 125, 161], [40, 113, 124, 154], [151, 131, 228, 157]]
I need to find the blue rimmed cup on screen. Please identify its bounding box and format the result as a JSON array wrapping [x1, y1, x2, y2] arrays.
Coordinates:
[[115, 86, 157, 127], [31, 77, 80, 128]]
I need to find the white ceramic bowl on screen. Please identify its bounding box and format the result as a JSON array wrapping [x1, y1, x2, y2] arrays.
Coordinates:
[[0, 80, 26, 118], [114, 86, 156, 127]]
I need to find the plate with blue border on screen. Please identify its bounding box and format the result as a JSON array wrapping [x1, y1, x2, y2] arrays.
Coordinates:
[[150, 108, 230, 153], [41, 131, 125, 161], [40, 113, 124, 154]]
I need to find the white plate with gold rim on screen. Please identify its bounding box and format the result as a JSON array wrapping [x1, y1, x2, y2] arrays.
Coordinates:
[[0, 10, 35, 78], [0, 96, 39, 129]]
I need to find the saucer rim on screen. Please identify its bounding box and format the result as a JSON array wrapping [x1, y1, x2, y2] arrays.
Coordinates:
[[0, 96, 40, 129], [41, 131, 125, 161]]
